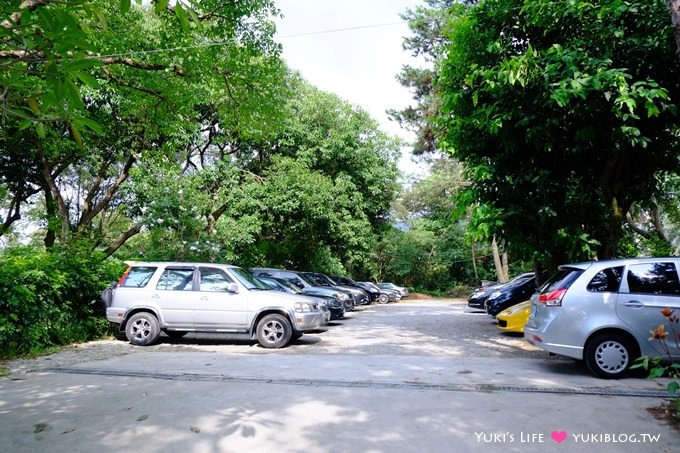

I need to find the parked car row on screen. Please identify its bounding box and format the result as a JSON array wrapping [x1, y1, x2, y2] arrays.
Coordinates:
[[101, 261, 408, 350], [468, 272, 537, 316], [470, 257, 680, 379]]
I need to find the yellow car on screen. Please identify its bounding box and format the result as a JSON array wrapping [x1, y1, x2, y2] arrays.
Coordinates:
[[496, 300, 532, 333]]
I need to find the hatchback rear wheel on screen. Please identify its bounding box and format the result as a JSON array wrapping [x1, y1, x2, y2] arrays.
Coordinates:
[[585, 333, 637, 379]]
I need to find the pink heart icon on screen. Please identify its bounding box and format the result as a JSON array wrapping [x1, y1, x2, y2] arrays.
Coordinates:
[[551, 431, 568, 444]]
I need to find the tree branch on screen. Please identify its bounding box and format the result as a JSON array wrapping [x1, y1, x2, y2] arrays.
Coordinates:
[[78, 153, 136, 229], [102, 68, 163, 97], [103, 223, 142, 258], [99, 56, 186, 76]]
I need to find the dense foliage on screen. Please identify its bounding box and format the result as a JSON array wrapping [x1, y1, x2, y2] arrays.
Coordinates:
[[383, 159, 497, 292], [0, 246, 124, 357], [434, 0, 680, 275]]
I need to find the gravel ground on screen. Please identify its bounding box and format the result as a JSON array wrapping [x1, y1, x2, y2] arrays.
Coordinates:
[[1, 298, 542, 374]]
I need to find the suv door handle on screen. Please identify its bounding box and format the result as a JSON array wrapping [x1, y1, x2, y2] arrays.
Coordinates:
[[623, 300, 644, 308]]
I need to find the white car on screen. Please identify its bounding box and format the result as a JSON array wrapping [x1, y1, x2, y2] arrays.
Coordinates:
[[102, 262, 323, 349], [525, 258, 680, 378]]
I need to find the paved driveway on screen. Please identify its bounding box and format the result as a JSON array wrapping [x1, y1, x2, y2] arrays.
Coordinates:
[[1, 299, 678, 452]]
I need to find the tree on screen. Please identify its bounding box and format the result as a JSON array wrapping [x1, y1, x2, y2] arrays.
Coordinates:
[[118, 74, 401, 278], [383, 157, 494, 290], [242, 76, 401, 276], [436, 0, 680, 276], [390, 0, 459, 155], [0, 0, 287, 255], [670, 0, 680, 55]]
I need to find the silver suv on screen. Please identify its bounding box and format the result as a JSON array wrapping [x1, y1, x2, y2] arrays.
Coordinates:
[[525, 258, 680, 378], [102, 262, 323, 349]]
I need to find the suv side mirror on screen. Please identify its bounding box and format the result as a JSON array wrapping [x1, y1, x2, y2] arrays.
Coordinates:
[[225, 283, 239, 293]]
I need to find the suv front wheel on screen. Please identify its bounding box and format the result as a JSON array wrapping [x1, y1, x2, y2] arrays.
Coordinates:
[[126, 312, 161, 346], [585, 333, 637, 379], [256, 313, 292, 349]]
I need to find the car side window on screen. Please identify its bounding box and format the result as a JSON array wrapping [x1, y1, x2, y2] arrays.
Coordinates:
[[587, 266, 624, 292], [199, 268, 234, 292], [626, 262, 680, 295], [157, 269, 194, 291], [285, 277, 304, 289], [121, 266, 157, 288]]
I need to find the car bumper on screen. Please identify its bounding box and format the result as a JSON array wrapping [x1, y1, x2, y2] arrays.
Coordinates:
[[293, 312, 323, 331], [329, 307, 345, 320], [524, 325, 584, 360], [467, 299, 485, 309]]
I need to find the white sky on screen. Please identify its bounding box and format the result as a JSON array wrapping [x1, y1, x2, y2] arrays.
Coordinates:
[[274, 0, 429, 178]]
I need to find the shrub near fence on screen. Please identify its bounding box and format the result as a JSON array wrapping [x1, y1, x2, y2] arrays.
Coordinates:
[[0, 246, 124, 358]]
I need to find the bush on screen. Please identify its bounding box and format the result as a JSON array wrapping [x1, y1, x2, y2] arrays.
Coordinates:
[[0, 246, 125, 358]]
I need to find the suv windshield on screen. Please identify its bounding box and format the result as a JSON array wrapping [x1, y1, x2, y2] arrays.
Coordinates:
[[231, 267, 271, 290]]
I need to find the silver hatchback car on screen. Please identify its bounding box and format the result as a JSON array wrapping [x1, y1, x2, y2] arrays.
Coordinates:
[[102, 262, 323, 349], [525, 258, 680, 379]]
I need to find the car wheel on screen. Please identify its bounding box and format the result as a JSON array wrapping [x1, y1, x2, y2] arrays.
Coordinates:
[[125, 312, 161, 346], [256, 314, 292, 349], [378, 294, 389, 304], [585, 333, 637, 379]]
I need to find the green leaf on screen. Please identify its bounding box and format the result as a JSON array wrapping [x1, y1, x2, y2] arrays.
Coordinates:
[[120, 0, 131, 14], [64, 59, 102, 72], [27, 97, 40, 113], [73, 117, 104, 135], [69, 122, 83, 147], [72, 71, 99, 89], [64, 79, 85, 110], [155, 0, 169, 14], [175, 2, 190, 32], [36, 123, 46, 139]]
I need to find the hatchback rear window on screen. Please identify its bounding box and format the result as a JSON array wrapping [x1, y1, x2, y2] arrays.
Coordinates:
[[120, 266, 157, 288], [539, 268, 583, 293]]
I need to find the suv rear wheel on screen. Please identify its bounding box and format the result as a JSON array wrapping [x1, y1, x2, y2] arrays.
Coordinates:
[[256, 313, 292, 349], [126, 312, 161, 346], [585, 333, 637, 379]]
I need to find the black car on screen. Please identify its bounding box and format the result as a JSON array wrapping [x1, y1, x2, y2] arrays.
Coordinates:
[[484, 274, 538, 316], [468, 273, 532, 310], [303, 272, 370, 306], [249, 268, 355, 311], [258, 276, 345, 320], [332, 276, 381, 304]]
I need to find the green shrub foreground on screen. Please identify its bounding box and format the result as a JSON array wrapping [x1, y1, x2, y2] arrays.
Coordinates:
[[0, 246, 125, 359]]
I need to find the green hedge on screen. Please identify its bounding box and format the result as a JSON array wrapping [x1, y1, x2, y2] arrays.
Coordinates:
[[0, 246, 125, 358]]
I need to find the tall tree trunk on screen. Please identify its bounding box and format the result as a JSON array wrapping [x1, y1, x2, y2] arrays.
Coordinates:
[[471, 243, 479, 283], [492, 236, 508, 282], [670, 0, 680, 55]]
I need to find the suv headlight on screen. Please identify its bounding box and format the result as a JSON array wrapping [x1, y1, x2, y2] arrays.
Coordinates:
[[294, 302, 314, 313], [337, 293, 349, 301], [488, 291, 501, 300]]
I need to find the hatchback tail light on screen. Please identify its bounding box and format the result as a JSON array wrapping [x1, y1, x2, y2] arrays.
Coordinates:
[[538, 288, 567, 306]]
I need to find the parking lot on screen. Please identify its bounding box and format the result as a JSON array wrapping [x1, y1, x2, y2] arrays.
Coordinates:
[[1, 299, 679, 452]]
